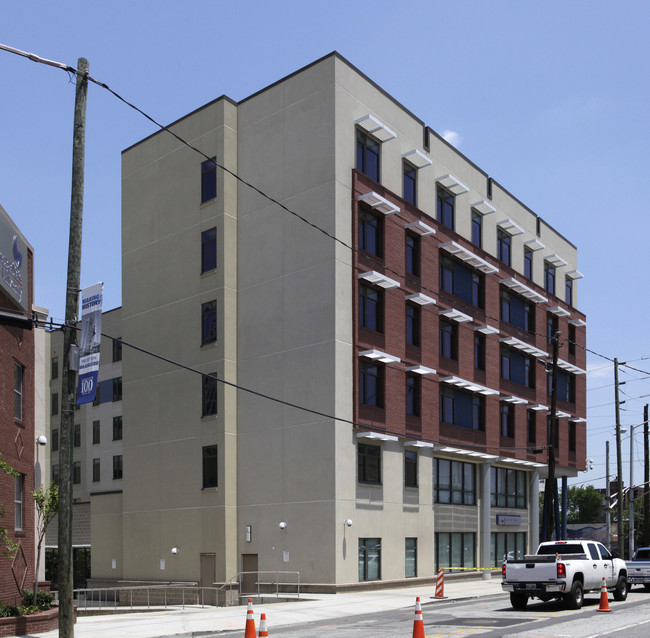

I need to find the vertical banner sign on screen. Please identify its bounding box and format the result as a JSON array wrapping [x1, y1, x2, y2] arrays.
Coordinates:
[[76, 282, 104, 405]]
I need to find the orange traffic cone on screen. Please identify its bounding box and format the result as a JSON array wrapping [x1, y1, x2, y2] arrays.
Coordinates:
[[244, 598, 257, 637], [412, 596, 425, 638], [258, 612, 269, 636], [596, 577, 611, 612]]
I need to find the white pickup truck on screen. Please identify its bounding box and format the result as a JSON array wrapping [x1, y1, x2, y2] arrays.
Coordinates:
[[626, 547, 650, 590], [501, 540, 628, 609]]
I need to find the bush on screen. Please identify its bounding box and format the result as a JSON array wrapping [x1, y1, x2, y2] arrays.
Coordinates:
[[0, 603, 19, 618], [17, 604, 38, 616], [21, 589, 55, 610]]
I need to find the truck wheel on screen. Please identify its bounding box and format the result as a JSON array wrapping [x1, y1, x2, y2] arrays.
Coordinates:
[[565, 580, 583, 609], [510, 592, 528, 609], [644, 583, 650, 592], [614, 575, 628, 601]]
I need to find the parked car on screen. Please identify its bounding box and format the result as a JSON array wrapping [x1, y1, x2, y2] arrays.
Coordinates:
[[626, 547, 650, 591]]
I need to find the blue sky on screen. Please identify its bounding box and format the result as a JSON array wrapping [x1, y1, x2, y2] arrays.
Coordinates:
[[2, 1, 649, 489]]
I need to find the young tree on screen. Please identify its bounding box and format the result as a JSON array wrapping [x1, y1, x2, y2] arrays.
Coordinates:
[[567, 485, 605, 524], [31, 483, 59, 602], [0, 454, 19, 558]]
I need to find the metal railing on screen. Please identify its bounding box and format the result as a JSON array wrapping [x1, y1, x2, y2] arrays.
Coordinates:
[[221, 571, 301, 602]]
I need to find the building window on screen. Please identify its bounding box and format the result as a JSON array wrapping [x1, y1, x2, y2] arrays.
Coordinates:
[[112, 338, 122, 362], [74, 423, 81, 448], [440, 388, 484, 431], [202, 373, 218, 416], [405, 538, 417, 578], [491, 532, 526, 566], [501, 347, 535, 388], [51, 356, 59, 380], [51, 393, 59, 416], [474, 333, 485, 370], [406, 303, 420, 347], [527, 410, 536, 444], [565, 276, 573, 306], [359, 538, 381, 581], [201, 300, 217, 345], [14, 363, 24, 421], [491, 467, 527, 508], [113, 455, 123, 480], [356, 129, 380, 182], [500, 403, 515, 438], [359, 361, 384, 408], [524, 247, 533, 280], [437, 186, 455, 230], [436, 532, 475, 574], [440, 320, 457, 360], [547, 314, 558, 345], [201, 227, 217, 273], [52, 429, 59, 451], [406, 376, 421, 417], [500, 289, 534, 333], [14, 475, 24, 531], [440, 257, 483, 308], [112, 377, 122, 402], [435, 458, 476, 504], [51, 465, 59, 486], [568, 323, 576, 355], [73, 461, 81, 485], [92, 459, 100, 483], [544, 261, 556, 295], [471, 211, 482, 248], [404, 450, 418, 487], [201, 156, 217, 203], [405, 233, 420, 277], [497, 229, 511, 266], [403, 161, 416, 205], [359, 210, 382, 257], [552, 370, 576, 403], [357, 443, 381, 484], [569, 421, 576, 452], [202, 445, 218, 488], [359, 285, 383, 332], [92, 421, 100, 444], [113, 416, 123, 441]]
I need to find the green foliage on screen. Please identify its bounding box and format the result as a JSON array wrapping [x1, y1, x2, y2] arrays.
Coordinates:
[[0, 603, 20, 618], [17, 605, 38, 616], [566, 485, 605, 524], [21, 589, 55, 610], [31, 483, 59, 600], [0, 454, 20, 558]]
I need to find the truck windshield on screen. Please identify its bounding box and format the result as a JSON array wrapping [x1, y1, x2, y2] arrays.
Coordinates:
[[538, 544, 585, 555]]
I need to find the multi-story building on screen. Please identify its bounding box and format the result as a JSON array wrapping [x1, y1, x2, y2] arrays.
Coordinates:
[[91, 52, 586, 590]]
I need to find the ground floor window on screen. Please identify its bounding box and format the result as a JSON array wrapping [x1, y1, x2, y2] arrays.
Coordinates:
[[359, 538, 381, 581], [435, 532, 475, 573], [46, 547, 91, 591], [405, 537, 417, 578], [491, 532, 526, 566]]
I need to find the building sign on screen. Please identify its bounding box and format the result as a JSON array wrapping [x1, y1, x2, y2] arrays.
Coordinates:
[[76, 282, 103, 405], [0, 211, 28, 311], [497, 514, 522, 526]]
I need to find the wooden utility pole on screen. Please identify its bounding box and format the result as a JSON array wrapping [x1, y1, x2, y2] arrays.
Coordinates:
[[614, 358, 624, 558], [542, 331, 560, 541], [644, 404, 649, 547], [58, 57, 88, 638]]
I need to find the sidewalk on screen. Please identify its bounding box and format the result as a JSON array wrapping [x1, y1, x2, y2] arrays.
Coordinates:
[[31, 576, 506, 638]]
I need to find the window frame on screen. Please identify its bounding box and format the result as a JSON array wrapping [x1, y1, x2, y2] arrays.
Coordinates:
[[359, 284, 383, 333], [357, 443, 381, 484], [92, 420, 100, 445], [436, 185, 455, 230], [358, 537, 381, 581], [497, 228, 512, 266], [14, 362, 24, 421], [471, 211, 482, 248], [359, 361, 384, 408], [565, 276, 573, 306], [405, 232, 420, 277], [501, 346, 535, 388], [403, 161, 417, 206], [112, 377, 123, 402], [201, 300, 217, 346], [356, 129, 380, 182], [440, 388, 484, 431], [202, 444, 218, 489], [112, 338, 122, 362], [406, 375, 421, 417], [14, 475, 24, 531], [113, 416, 123, 441], [359, 209, 383, 257], [201, 156, 217, 203], [405, 303, 420, 347], [92, 458, 100, 483], [202, 373, 218, 417], [440, 319, 458, 360], [500, 403, 515, 438], [201, 227, 217, 274], [474, 332, 485, 370], [435, 458, 476, 505], [491, 466, 527, 508], [524, 247, 533, 280], [544, 261, 556, 295], [113, 455, 123, 480], [405, 537, 417, 578]]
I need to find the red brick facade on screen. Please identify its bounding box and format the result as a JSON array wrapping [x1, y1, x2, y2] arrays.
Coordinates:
[[352, 170, 586, 473], [0, 248, 36, 605]]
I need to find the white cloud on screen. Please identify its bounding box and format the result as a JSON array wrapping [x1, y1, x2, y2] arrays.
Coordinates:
[[441, 129, 462, 147]]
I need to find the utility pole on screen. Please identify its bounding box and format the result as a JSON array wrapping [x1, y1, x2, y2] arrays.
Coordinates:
[[606, 441, 611, 547], [644, 404, 649, 547], [58, 57, 88, 638], [630, 421, 637, 560], [614, 358, 624, 559], [542, 330, 560, 541]]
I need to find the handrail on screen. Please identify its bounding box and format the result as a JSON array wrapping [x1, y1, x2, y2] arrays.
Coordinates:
[[220, 570, 301, 603]]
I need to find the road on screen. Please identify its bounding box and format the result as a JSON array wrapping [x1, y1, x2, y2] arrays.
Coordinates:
[[220, 589, 650, 638]]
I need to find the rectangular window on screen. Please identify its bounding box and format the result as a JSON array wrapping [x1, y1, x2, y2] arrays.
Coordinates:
[[440, 257, 483, 308], [568, 324, 576, 356], [14, 363, 24, 421], [436, 532, 476, 574], [356, 130, 380, 182], [405, 233, 420, 277], [359, 538, 381, 581], [74, 423, 81, 448], [51, 393, 59, 416], [569, 421, 576, 452], [51, 356, 59, 380], [112, 338, 122, 362], [51, 465, 59, 486], [113, 455, 123, 480], [491, 466, 527, 508], [14, 475, 24, 530], [527, 410, 536, 444], [437, 186, 454, 230], [201, 300, 217, 345], [358, 443, 381, 484], [501, 347, 535, 388], [92, 420, 100, 445], [435, 458, 476, 504], [406, 303, 420, 347], [113, 416, 123, 441], [202, 373, 218, 416], [553, 370, 576, 403], [500, 289, 534, 333], [406, 375, 421, 417], [544, 261, 556, 295], [440, 320, 457, 360], [201, 227, 217, 273], [92, 459, 100, 483], [404, 450, 418, 487], [405, 538, 417, 578], [52, 429, 59, 451], [359, 285, 383, 332], [500, 403, 514, 438], [201, 157, 217, 203], [359, 361, 384, 408], [474, 333, 485, 370], [73, 461, 81, 485], [471, 211, 482, 248], [112, 377, 122, 402], [565, 276, 573, 306], [440, 388, 484, 431], [403, 161, 416, 205], [524, 247, 533, 280], [202, 445, 218, 488], [547, 314, 558, 345], [359, 210, 382, 257], [497, 229, 511, 266], [491, 532, 526, 566]]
